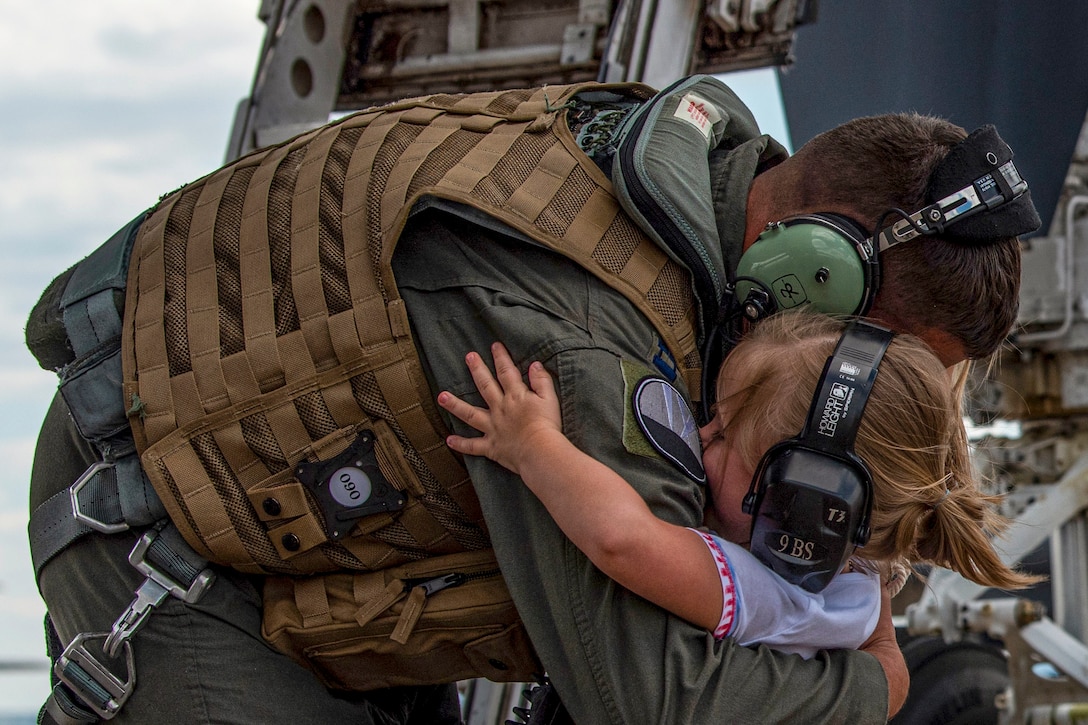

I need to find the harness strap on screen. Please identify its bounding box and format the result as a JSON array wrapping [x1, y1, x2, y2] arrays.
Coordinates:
[[40, 527, 215, 723], [29, 455, 164, 577], [28, 212, 166, 575], [32, 213, 216, 722]]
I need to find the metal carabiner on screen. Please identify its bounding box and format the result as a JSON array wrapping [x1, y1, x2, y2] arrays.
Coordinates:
[[55, 632, 135, 720]]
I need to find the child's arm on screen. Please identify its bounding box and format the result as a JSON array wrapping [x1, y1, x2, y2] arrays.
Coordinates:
[[438, 342, 724, 633]]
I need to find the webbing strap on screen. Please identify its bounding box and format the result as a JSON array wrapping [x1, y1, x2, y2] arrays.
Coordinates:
[[238, 143, 295, 392], [507, 141, 579, 222], [128, 198, 182, 447], [291, 125, 341, 374], [186, 168, 235, 416], [29, 455, 164, 577], [294, 576, 333, 627], [61, 212, 145, 357], [380, 118, 462, 233], [42, 682, 99, 724], [39, 526, 214, 724], [391, 586, 427, 644]]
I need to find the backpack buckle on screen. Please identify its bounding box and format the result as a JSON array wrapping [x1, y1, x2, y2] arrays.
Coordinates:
[[54, 632, 135, 720]]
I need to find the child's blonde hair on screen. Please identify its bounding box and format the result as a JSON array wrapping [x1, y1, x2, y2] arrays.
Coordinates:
[[714, 311, 1037, 590]]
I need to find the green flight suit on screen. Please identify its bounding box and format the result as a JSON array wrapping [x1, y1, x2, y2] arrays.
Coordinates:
[[28, 75, 889, 724], [391, 77, 890, 723]]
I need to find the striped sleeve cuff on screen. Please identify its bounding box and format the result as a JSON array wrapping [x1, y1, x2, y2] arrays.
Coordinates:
[[689, 528, 737, 639]]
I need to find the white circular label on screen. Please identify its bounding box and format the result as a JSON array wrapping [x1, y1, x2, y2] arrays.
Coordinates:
[[329, 466, 372, 507]]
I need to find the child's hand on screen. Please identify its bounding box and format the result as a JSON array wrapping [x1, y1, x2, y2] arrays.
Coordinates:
[[437, 342, 562, 475]]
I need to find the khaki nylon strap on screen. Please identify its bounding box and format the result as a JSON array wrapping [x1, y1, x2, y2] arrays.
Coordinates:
[[459, 114, 504, 134], [394, 502, 453, 551], [380, 118, 463, 234], [247, 481, 312, 522], [219, 349, 263, 410], [449, 90, 507, 115], [356, 296, 396, 349], [319, 378, 365, 431], [340, 535, 398, 571], [386, 299, 412, 340], [399, 106, 445, 126], [391, 586, 427, 644], [619, 237, 669, 295], [129, 200, 180, 445], [507, 140, 579, 223], [342, 113, 404, 347], [371, 363, 450, 488], [563, 187, 618, 259], [239, 143, 294, 391], [354, 577, 405, 628], [168, 372, 204, 430], [338, 109, 383, 132], [326, 309, 366, 368], [277, 328, 319, 389], [515, 85, 573, 116], [264, 402, 316, 474], [160, 443, 253, 565], [436, 121, 531, 194], [212, 421, 271, 490], [373, 423, 426, 498], [186, 167, 234, 416], [290, 126, 341, 374], [268, 515, 327, 558], [387, 345, 481, 524], [294, 576, 334, 627]]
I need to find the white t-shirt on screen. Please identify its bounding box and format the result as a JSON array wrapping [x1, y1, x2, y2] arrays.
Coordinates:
[[690, 529, 881, 659]]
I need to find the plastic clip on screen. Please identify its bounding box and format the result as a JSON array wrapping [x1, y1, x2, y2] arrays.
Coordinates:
[[103, 530, 214, 656], [54, 632, 135, 720]]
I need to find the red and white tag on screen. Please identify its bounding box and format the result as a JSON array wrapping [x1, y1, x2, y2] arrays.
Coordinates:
[[673, 93, 721, 141]]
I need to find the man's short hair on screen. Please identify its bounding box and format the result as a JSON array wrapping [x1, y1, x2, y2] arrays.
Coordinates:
[[789, 113, 1024, 359]]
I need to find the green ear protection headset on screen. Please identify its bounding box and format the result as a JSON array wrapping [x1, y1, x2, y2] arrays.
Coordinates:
[[734, 213, 878, 320], [732, 147, 1032, 324]]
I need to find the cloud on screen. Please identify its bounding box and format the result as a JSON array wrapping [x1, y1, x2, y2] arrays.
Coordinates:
[[0, 2, 266, 714]]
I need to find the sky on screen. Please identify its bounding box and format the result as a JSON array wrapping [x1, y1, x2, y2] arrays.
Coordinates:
[[0, 2, 789, 716]]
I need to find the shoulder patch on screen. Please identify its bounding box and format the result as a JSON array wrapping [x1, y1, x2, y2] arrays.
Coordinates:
[[623, 363, 705, 484], [672, 92, 722, 142]]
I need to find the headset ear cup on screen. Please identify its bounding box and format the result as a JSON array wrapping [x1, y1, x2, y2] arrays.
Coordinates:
[[735, 214, 876, 316]]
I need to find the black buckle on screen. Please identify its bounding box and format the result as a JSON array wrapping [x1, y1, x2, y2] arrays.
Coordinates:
[[54, 633, 135, 720]]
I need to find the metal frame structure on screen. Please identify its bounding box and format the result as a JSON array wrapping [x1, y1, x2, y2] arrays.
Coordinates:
[[223, 1, 1088, 721]]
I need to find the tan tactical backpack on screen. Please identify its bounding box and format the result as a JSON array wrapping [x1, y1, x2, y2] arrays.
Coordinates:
[[121, 81, 701, 688]]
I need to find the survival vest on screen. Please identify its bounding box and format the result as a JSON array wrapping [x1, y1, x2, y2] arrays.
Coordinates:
[[24, 81, 704, 693], [121, 81, 701, 577]]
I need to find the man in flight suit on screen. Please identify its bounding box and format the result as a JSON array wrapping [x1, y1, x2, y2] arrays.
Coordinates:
[[28, 75, 1037, 723]]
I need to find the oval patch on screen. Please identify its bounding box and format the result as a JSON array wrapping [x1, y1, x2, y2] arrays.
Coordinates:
[[632, 377, 705, 483]]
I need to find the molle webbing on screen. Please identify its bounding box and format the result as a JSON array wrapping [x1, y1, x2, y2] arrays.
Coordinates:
[[122, 82, 701, 575]]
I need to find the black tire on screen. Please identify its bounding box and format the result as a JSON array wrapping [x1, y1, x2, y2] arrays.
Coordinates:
[[890, 637, 1008, 725]]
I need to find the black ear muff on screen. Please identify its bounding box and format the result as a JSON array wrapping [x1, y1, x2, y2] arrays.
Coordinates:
[[742, 320, 892, 593], [734, 214, 879, 321]]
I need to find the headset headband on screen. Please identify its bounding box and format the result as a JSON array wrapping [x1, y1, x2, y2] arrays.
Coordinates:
[[795, 319, 893, 458], [741, 319, 894, 592]]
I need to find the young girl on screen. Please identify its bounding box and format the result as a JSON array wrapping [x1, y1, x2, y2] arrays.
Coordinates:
[[437, 312, 1038, 658]]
